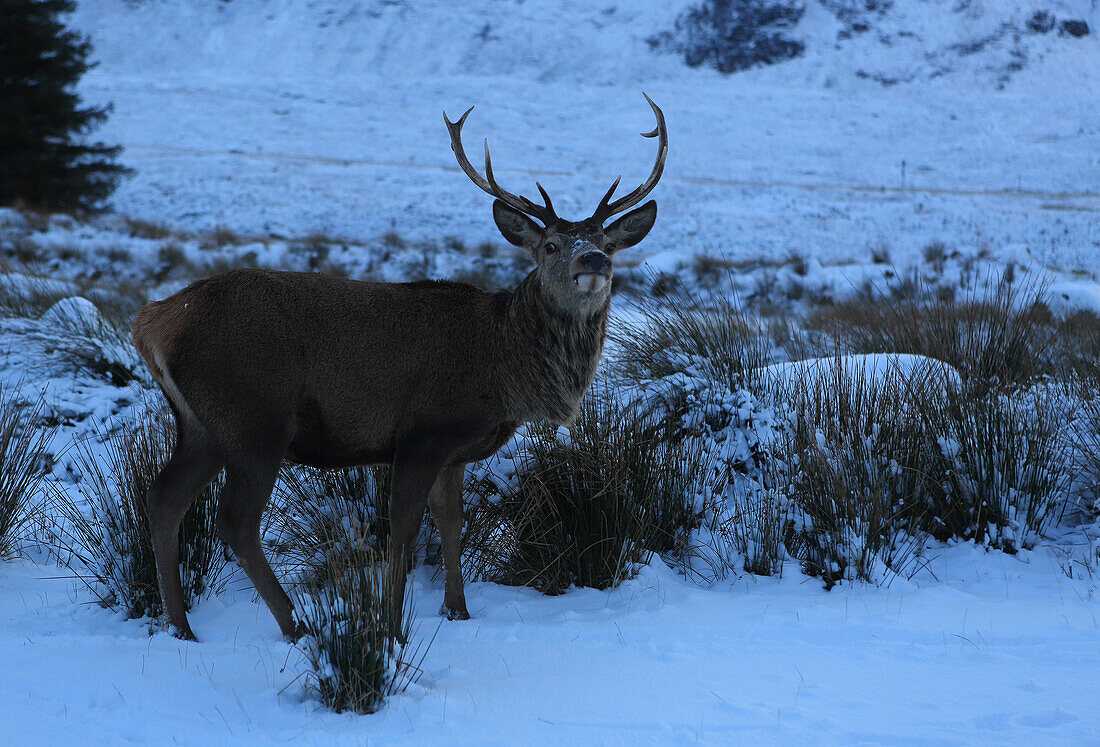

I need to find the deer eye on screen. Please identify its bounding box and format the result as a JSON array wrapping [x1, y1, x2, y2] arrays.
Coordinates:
[[544, 242, 559, 254]]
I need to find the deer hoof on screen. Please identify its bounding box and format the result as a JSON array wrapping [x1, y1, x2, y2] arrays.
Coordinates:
[[169, 624, 198, 642], [285, 620, 309, 644], [440, 604, 470, 621]]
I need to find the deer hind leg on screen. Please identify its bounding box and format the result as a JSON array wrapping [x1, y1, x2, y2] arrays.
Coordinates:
[[387, 441, 449, 639], [147, 414, 224, 641], [217, 439, 297, 641], [427, 463, 470, 621]]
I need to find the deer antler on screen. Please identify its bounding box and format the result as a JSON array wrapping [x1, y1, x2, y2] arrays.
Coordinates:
[[444, 107, 559, 226], [590, 93, 668, 224]]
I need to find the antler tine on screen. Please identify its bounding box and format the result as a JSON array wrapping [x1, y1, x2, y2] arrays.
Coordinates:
[[592, 175, 622, 221], [591, 93, 668, 223], [484, 141, 556, 223], [444, 106, 556, 225]]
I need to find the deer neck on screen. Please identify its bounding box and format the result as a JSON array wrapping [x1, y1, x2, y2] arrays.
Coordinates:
[[495, 271, 609, 425]]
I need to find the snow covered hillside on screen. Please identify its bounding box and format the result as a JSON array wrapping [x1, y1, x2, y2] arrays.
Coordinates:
[[1, 1, 1099, 744], [68, 0, 1099, 272]]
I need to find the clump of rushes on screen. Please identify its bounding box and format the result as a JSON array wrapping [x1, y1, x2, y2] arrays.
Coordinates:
[[612, 280, 771, 391], [470, 388, 717, 594], [776, 361, 941, 586], [923, 385, 1071, 551], [52, 408, 224, 619], [816, 273, 1054, 394], [0, 388, 56, 558], [268, 465, 393, 590], [292, 549, 429, 714]]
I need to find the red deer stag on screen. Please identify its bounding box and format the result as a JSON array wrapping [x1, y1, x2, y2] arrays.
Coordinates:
[[132, 94, 667, 641]]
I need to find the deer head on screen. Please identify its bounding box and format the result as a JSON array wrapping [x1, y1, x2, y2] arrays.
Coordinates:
[[444, 94, 667, 313]]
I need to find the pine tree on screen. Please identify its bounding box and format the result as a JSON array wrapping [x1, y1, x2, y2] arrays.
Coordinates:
[[0, 0, 129, 212]]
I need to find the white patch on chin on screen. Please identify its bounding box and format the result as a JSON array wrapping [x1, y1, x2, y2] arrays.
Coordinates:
[[574, 273, 608, 293]]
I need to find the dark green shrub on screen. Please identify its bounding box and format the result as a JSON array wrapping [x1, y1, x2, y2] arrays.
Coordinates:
[[0, 0, 129, 210]]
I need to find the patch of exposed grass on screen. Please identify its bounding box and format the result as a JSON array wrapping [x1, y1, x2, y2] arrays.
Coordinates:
[[814, 273, 1054, 393], [124, 218, 178, 241]]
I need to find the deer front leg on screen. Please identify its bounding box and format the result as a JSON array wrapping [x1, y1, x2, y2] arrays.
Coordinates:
[[427, 463, 469, 621]]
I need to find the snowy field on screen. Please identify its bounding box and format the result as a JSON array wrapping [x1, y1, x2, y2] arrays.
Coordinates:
[[1, 0, 1100, 744]]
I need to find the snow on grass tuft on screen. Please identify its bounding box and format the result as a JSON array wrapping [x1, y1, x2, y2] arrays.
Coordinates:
[[268, 465, 393, 592], [292, 549, 429, 715]]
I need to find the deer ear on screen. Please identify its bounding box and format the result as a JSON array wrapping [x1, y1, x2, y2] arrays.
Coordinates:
[[493, 200, 543, 248], [604, 201, 657, 252]]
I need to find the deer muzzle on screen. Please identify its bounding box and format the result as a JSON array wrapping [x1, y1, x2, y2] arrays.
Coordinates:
[[573, 251, 611, 293]]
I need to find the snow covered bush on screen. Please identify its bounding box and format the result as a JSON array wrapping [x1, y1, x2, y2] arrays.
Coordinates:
[[37, 295, 142, 386], [292, 550, 426, 715], [52, 408, 224, 619], [467, 388, 720, 594], [0, 388, 56, 558], [816, 273, 1054, 394], [268, 465, 393, 590], [649, 0, 806, 74]]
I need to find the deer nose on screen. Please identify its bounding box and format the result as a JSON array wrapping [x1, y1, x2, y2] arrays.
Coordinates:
[[579, 252, 609, 273]]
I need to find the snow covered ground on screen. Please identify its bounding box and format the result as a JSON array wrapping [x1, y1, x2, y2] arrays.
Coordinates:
[[2, 0, 1100, 744], [1, 544, 1098, 744]]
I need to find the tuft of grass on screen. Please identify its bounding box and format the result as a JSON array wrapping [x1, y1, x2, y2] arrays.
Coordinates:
[[201, 250, 260, 277], [468, 389, 715, 594], [775, 361, 938, 586], [921, 385, 1071, 551], [612, 282, 771, 392], [0, 388, 56, 559], [124, 218, 177, 241], [1057, 311, 1100, 387], [923, 239, 948, 271], [815, 273, 1054, 394], [268, 465, 393, 590], [51, 408, 225, 620], [0, 271, 76, 318], [156, 244, 195, 280], [202, 226, 242, 249], [292, 548, 429, 714], [380, 231, 407, 249], [691, 253, 735, 286]]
